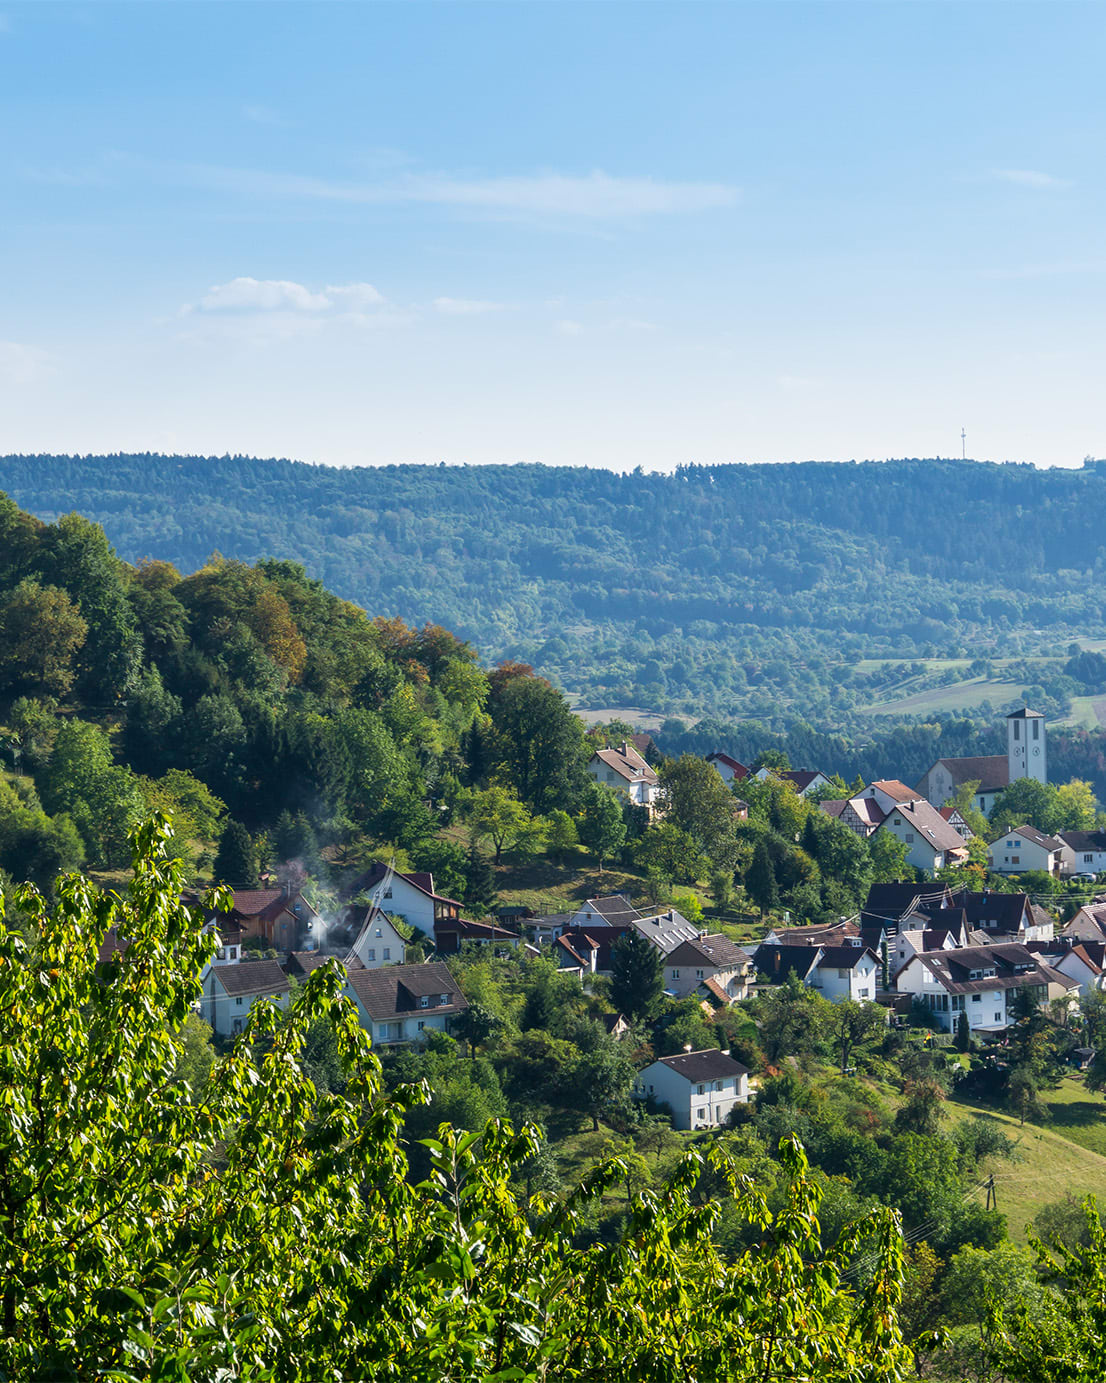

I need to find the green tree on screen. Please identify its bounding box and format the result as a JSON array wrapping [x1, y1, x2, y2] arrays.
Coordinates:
[[745, 838, 779, 918], [576, 781, 627, 872], [0, 579, 88, 699], [212, 818, 257, 885], [453, 1001, 505, 1060], [955, 1008, 971, 1053], [462, 840, 497, 916], [544, 807, 579, 863], [566, 1045, 635, 1132], [869, 829, 911, 884], [830, 998, 886, 1072], [634, 821, 706, 886], [467, 784, 538, 864], [487, 670, 589, 813], [610, 928, 663, 1020], [659, 755, 742, 865]]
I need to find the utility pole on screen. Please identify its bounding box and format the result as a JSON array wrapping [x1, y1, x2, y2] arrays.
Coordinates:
[[985, 1173, 997, 1212], [962, 428, 967, 460]]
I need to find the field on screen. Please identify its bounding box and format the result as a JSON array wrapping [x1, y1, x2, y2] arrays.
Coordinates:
[[860, 678, 1027, 718], [948, 1079, 1106, 1244]]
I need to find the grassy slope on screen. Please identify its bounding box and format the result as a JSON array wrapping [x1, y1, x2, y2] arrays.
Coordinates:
[[947, 1078, 1106, 1244]]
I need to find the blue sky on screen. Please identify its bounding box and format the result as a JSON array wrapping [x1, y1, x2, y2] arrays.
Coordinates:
[[2, 1, 1104, 470]]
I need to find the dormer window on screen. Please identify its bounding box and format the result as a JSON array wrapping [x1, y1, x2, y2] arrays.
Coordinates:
[[439, 994, 449, 1005], [420, 995, 429, 1008]]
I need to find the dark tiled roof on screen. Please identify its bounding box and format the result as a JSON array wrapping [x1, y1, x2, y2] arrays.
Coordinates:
[[909, 943, 1048, 995], [864, 882, 953, 923], [665, 933, 751, 969], [770, 922, 859, 947], [1006, 707, 1044, 720], [944, 890, 1031, 932], [344, 961, 467, 1021], [283, 951, 333, 978], [1003, 825, 1065, 852], [556, 925, 633, 970], [931, 755, 1010, 792], [781, 770, 824, 792], [818, 945, 878, 971], [754, 943, 821, 982], [1060, 830, 1106, 852], [436, 917, 520, 942], [345, 863, 461, 907], [706, 751, 748, 777], [658, 1049, 748, 1082], [214, 960, 291, 997], [577, 895, 643, 925]]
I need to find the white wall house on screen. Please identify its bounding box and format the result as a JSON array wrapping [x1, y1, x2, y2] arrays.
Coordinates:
[[894, 943, 1048, 1034], [989, 826, 1065, 877], [203, 959, 290, 1037], [348, 906, 408, 969], [1050, 944, 1106, 997], [705, 751, 748, 786], [342, 962, 468, 1046], [350, 864, 463, 937], [875, 798, 969, 874], [663, 934, 753, 1001], [1058, 831, 1106, 877], [633, 1049, 749, 1130], [808, 946, 880, 1003], [587, 743, 660, 808]]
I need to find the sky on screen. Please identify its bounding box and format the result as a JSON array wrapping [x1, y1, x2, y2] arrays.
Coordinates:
[[2, 1, 1104, 471]]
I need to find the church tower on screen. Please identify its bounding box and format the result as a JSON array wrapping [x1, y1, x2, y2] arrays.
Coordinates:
[[1007, 707, 1046, 786]]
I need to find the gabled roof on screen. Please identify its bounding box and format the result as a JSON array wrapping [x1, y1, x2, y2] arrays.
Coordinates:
[[665, 933, 751, 970], [864, 882, 954, 922], [1064, 943, 1105, 976], [926, 755, 1010, 793], [1062, 903, 1106, 943], [556, 925, 634, 970], [632, 908, 701, 954], [882, 798, 969, 855], [754, 943, 822, 982], [817, 945, 878, 971], [768, 921, 860, 947], [213, 960, 291, 997], [591, 742, 658, 785], [706, 751, 748, 778], [781, 769, 825, 792], [869, 779, 921, 803], [575, 895, 643, 926], [435, 917, 520, 943], [656, 1048, 748, 1083], [905, 942, 1048, 995], [999, 825, 1065, 852], [698, 976, 733, 1007], [1060, 830, 1106, 853], [946, 890, 1032, 932], [344, 961, 468, 1021], [345, 862, 462, 908], [283, 951, 334, 979]]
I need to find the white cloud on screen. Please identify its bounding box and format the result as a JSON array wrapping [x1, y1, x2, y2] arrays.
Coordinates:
[[555, 319, 583, 336], [433, 296, 502, 315], [0, 342, 51, 385], [992, 168, 1070, 189], [198, 277, 332, 313], [324, 282, 385, 309]]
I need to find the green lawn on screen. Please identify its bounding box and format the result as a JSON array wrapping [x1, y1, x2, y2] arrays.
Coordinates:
[[947, 1080, 1106, 1244], [860, 678, 1027, 718], [1058, 694, 1106, 730]]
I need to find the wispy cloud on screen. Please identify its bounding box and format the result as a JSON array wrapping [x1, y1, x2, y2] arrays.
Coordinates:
[[128, 156, 739, 220], [0, 342, 52, 385], [555, 319, 583, 336], [992, 168, 1070, 189], [433, 296, 503, 315]]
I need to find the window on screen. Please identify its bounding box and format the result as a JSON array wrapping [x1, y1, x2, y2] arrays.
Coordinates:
[[420, 995, 429, 1008], [1086, 854, 1095, 864], [1033, 719, 1040, 741], [671, 969, 680, 980], [440, 994, 449, 1005], [696, 1108, 706, 1122], [972, 994, 981, 1003], [838, 968, 851, 979], [1011, 856, 1020, 865], [697, 1083, 705, 1095], [374, 928, 382, 938], [233, 1019, 243, 1034], [995, 1012, 1002, 1022], [235, 996, 243, 1007], [904, 832, 914, 843], [715, 1080, 724, 1091], [1014, 720, 1021, 741], [417, 1020, 425, 1032], [382, 889, 392, 899], [217, 947, 226, 961], [367, 948, 376, 961], [383, 947, 391, 960], [696, 969, 704, 979]]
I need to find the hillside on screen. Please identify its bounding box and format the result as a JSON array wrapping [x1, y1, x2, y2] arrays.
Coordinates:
[[5, 454, 1106, 725]]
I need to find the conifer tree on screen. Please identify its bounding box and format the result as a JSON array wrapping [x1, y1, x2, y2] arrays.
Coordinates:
[[212, 818, 257, 885], [610, 929, 663, 1020], [463, 840, 497, 916], [746, 839, 779, 919]]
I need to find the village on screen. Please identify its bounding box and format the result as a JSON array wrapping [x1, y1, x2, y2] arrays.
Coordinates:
[[172, 704, 1106, 1135]]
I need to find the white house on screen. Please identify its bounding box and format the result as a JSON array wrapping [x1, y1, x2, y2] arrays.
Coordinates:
[[663, 934, 754, 1001], [989, 825, 1065, 877], [586, 742, 660, 809], [820, 796, 885, 838], [633, 1049, 749, 1130], [874, 797, 970, 874], [753, 767, 832, 798], [203, 958, 290, 1037], [894, 942, 1053, 1034], [808, 946, 880, 1003], [342, 961, 468, 1046], [1049, 943, 1106, 998], [347, 905, 408, 969], [347, 864, 463, 938], [1058, 831, 1106, 878], [858, 780, 925, 816], [705, 751, 749, 786], [892, 926, 961, 973]]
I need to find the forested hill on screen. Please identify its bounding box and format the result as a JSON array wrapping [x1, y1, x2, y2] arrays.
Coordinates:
[[4, 453, 1106, 721]]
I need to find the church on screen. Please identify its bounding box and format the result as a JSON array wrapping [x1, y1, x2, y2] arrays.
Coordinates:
[[916, 707, 1047, 816]]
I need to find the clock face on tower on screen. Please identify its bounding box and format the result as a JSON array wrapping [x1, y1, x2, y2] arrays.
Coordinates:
[[1033, 747, 1040, 757]]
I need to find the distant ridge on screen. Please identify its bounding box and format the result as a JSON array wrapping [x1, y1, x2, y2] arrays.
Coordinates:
[[3, 453, 1105, 720]]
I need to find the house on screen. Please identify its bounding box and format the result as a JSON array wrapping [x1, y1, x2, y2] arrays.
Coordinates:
[[205, 886, 322, 953], [663, 934, 754, 1001], [917, 707, 1047, 816], [764, 920, 860, 947], [345, 905, 407, 968], [939, 805, 973, 841], [820, 796, 884, 838], [630, 907, 703, 956], [342, 961, 468, 1046], [753, 941, 879, 1003], [753, 767, 831, 798], [861, 882, 955, 933], [894, 942, 1055, 1034], [570, 895, 643, 930], [1062, 901, 1106, 945], [892, 926, 961, 972], [946, 889, 1053, 943], [706, 751, 749, 785], [283, 951, 335, 981], [633, 1049, 749, 1130], [874, 797, 970, 874], [1049, 942, 1106, 997], [433, 916, 521, 955], [989, 825, 1065, 877], [586, 742, 660, 809], [1058, 831, 1106, 877], [858, 780, 927, 816], [554, 924, 635, 977], [346, 863, 463, 937], [602, 1012, 631, 1039], [202, 958, 291, 1037]]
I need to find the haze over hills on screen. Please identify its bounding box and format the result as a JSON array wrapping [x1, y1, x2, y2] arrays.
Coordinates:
[[4, 453, 1106, 726]]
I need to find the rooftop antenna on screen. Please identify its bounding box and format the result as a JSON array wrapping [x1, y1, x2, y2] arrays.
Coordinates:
[[961, 428, 966, 460]]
